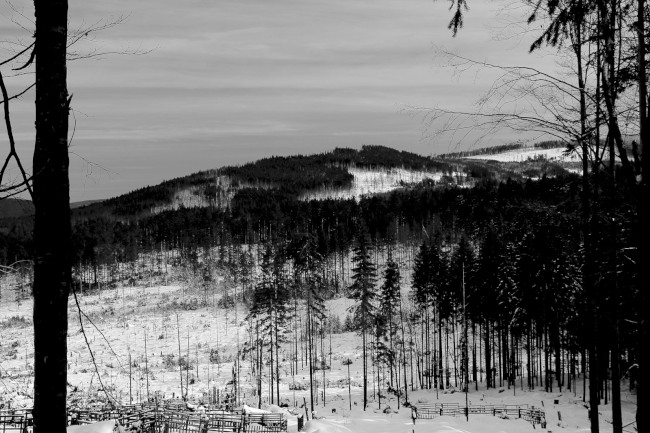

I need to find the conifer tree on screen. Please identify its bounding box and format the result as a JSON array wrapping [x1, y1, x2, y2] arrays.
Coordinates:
[[348, 222, 377, 410], [246, 244, 291, 404], [290, 232, 327, 412], [378, 251, 401, 393], [412, 238, 447, 389]]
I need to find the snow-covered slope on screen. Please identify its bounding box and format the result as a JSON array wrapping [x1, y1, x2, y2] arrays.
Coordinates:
[[465, 147, 582, 163], [299, 168, 460, 201], [146, 166, 461, 214]]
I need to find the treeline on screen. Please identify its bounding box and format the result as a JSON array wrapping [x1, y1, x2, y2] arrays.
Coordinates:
[[0, 174, 582, 273], [533, 140, 565, 150], [436, 143, 524, 159], [73, 170, 219, 218], [221, 145, 453, 193]]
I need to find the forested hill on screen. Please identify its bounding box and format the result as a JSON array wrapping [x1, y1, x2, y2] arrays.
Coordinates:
[[0, 143, 575, 266], [222, 145, 451, 186], [70, 145, 455, 219], [70, 144, 572, 220], [0, 199, 34, 219]]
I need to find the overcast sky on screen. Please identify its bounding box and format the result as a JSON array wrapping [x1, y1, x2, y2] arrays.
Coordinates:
[[0, 0, 551, 202]]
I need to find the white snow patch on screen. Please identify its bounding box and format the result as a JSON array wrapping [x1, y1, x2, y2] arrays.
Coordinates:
[[465, 147, 582, 163], [300, 168, 451, 201]]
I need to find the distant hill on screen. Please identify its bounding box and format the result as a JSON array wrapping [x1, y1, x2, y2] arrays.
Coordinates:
[[1, 144, 574, 225], [0, 143, 578, 268], [435, 141, 567, 159], [0, 199, 34, 219], [72, 145, 457, 219], [10, 144, 570, 223], [0, 198, 103, 220], [71, 199, 104, 209]]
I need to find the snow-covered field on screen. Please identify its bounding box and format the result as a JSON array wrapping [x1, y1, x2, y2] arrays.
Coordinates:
[[0, 283, 638, 433], [300, 168, 464, 201], [463, 145, 622, 171], [465, 147, 582, 163], [146, 167, 459, 214]]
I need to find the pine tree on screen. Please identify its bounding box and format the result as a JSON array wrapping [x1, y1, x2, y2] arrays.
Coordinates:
[[348, 222, 377, 410], [378, 251, 401, 395], [412, 238, 447, 389], [245, 244, 291, 405], [474, 228, 507, 389], [290, 232, 327, 412]]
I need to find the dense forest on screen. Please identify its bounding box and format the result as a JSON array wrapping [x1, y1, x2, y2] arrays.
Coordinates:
[[1, 170, 579, 272]]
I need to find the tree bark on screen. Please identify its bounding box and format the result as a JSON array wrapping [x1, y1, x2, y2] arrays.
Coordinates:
[[32, 0, 70, 431]]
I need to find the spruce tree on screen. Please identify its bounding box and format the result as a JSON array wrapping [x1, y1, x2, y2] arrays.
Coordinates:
[[348, 222, 377, 410], [246, 244, 291, 405], [378, 251, 401, 393], [290, 232, 326, 412]]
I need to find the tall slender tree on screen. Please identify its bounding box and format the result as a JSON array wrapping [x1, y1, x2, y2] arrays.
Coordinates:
[[378, 250, 401, 394], [348, 222, 377, 410], [32, 1, 71, 431]]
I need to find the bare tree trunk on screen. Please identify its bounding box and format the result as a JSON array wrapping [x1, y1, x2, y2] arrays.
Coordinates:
[[485, 319, 491, 388], [32, 0, 70, 431], [399, 294, 408, 403], [307, 306, 314, 413], [636, 0, 650, 430], [573, 5, 599, 430], [362, 327, 368, 410]]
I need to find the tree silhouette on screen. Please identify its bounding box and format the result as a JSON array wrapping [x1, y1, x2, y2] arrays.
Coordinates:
[[32, 1, 71, 432], [378, 251, 401, 393], [348, 222, 377, 410]]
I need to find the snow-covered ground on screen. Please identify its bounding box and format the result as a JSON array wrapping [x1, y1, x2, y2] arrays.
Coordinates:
[[300, 168, 464, 201], [465, 147, 583, 163], [1, 283, 638, 433], [145, 167, 461, 214]]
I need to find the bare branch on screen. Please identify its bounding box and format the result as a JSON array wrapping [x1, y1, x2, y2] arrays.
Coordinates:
[[0, 260, 33, 275], [72, 290, 126, 372], [66, 15, 153, 62], [71, 284, 119, 405], [0, 41, 34, 67], [0, 69, 32, 199], [0, 82, 35, 105], [12, 46, 35, 71]]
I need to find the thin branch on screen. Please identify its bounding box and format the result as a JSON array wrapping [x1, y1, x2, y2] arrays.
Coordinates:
[[0, 69, 32, 199], [73, 292, 126, 371], [0, 82, 35, 105], [0, 260, 33, 275], [0, 41, 34, 67], [437, 47, 583, 93], [12, 47, 35, 71], [3, 1, 33, 33], [71, 284, 119, 405], [65, 15, 153, 62]]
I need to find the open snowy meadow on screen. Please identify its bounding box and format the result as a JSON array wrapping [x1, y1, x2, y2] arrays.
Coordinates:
[[0, 282, 637, 433]]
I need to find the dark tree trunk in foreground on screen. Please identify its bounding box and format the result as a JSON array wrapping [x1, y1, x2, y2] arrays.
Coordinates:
[[32, 0, 71, 432], [637, 0, 650, 430]]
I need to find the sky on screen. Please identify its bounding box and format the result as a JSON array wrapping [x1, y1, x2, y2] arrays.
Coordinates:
[[0, 0, 553, 202]]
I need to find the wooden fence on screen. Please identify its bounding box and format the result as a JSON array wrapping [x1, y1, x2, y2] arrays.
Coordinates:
[[0, 409, 32, 433], [414, 403, 546, 427], [66, 404, 288, 433]]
